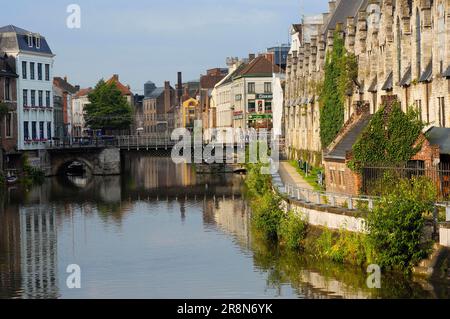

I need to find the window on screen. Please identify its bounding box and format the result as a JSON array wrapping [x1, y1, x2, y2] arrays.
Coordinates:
[[4, 77, 10, 101], [439, 97, 446, 127], [248, 82, 255, 94], [30, 90, 36, 107], [5, 112, 12, 138], [248, 100, 256, 113], [23, 90, 28, 107], [47, 122, 52, 140], [265, 101, 272, 113], [39, 122, 44, 139], [24, 121, 29, 140], [30, 62, 35, 80], [37, 63, 42, 80], [264, 82, 272, 93], [35, 36, 41, 49], [38, 91, 43, 106], [45, 64, 50, 81], [438, 4, 445, 74], [415, 100, 422, 122], [31, 121, 37, 140], [22, 61, 27, 79], [27, 34, 33, 47], [46, 91, 50, 107]]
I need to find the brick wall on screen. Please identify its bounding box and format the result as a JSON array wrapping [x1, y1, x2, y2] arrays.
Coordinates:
[[324, 160, 362, 195]]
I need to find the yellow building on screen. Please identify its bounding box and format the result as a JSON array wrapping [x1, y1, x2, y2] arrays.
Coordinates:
[[182, 98, 198, 129]]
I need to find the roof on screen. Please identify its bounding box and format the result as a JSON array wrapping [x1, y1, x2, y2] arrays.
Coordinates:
[[368, 76, 377, 92], [143, 87, 165, 99], [74, 88, 92, 98], [217, 63, 248, 87], [426, 127, 450, 155], [106, 75, 132, 95], [0, 53, 17, 78], [53, 77, 77, 94], [326, 115, 372, 160], [322, 0, 367, 36], [381, 71, 393, 91], [200, 74, 226, 89], [419, 62, 433, 83], [444, 66, 450, 78], [399, 66, 412, 87], [237, 56, 281, 78], [0, 25, 53, 55]]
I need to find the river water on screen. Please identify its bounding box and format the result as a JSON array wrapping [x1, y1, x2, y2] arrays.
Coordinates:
[[0, 154, 448, 299]]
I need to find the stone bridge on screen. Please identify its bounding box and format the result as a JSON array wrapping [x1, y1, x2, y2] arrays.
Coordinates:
[[47, 147, 121, 176]]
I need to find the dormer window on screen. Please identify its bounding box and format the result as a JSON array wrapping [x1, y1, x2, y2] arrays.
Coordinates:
[[27, 33, 33, 47], [35, 35, 41, 49]]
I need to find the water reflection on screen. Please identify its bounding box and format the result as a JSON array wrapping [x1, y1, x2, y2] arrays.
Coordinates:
[[0, 154, 448, 299]]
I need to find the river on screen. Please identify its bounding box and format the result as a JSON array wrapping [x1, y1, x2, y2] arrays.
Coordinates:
[[0, 154, 448, 299]]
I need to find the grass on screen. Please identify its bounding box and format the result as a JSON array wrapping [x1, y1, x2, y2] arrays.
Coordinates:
[[288, 160, 324, 191]]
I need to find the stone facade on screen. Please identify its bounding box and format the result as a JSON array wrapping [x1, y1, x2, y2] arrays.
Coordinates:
[[284, 0, 450, 168]]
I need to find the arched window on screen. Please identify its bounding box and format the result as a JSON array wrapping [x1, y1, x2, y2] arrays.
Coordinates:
[[397, 17, 402, 80], [416, 9, 421, 76]]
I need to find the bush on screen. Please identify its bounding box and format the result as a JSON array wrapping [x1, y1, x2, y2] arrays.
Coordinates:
[[251, 192, 285, 240], [366, 177, 436, 272], [21, 154, 45, 185], [278, 211, 308, 250]]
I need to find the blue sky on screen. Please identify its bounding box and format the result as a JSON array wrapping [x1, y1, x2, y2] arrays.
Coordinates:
[[0, 0, 329, 93]]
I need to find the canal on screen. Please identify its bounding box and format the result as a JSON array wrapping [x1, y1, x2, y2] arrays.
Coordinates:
[[0, 154, 448, 299]]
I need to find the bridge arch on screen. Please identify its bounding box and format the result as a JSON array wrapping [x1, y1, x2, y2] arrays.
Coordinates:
[[55, 157, 94, 176]]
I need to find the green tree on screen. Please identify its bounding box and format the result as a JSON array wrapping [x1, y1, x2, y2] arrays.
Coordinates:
[[84, 80, 132, 132], [349, 102, 424, 171], [319, 32, 357, 148]]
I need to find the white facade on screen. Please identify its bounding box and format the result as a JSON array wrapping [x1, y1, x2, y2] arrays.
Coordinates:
[[16, 53, 55, 150], [72, 94, 90, 137]]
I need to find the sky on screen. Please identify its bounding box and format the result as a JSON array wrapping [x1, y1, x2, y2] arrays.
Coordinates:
[[0, 0, 329, 93]]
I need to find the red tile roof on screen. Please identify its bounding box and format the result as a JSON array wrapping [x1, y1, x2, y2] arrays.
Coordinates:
[[106, 74, 132, 96], [74, 88, 92, 98]]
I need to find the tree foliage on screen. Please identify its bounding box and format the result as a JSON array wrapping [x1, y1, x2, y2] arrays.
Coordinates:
[[366, 177, 436, 272], [85, 80, 132, 132], [349, 102, 424, 171], [319, 32, 358, 148]]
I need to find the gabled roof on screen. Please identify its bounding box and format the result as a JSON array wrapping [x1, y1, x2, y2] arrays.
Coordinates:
[[106, 75, 132, 95], [217, 63, 247, 88], [381, 71, 393, 91], [200, 75, 226, 89], [53, 77, 77, 94], [326, 115, 372, 160], [74, 88, 92, 98], [399, 66, 412, 87], [419, 62, 433, 83], [237, 56, 281, 77], [143, 87, 165, 100], [0, 25, 53, 55]]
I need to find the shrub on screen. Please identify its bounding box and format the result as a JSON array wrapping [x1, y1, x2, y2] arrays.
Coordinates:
[[366, 177, 436, 272], [251, 192, 284, 240], [245, 163, 271, 198], [278, 211, 308, 250]]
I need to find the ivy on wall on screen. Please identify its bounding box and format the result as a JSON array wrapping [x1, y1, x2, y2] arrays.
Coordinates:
[[319, 32, 358, 148], [348, 102, 424, 171]]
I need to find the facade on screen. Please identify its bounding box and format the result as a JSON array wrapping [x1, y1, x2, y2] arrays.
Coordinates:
[[0, 53, 19, 170], [285, 0, 450, 194], [53, 77, 78, 141], [142, 81, 177, 134], [181, 98, 198, 130], [71, 88, 91, 137], [267, 44, 291, 70], [0, 25, 55, 151]]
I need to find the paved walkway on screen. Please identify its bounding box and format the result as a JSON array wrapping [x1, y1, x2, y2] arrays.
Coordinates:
[[278, 161, 314, 190]]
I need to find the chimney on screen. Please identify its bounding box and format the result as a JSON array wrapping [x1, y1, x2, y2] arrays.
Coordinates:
[[75, 85, 80, 92], [328, 1, 336, 13], [177, 72, 183, 103], [248, 53, 256, 62], [64, 76, 67, 82], [113, 74, 119, 81], [164, 81, 171, 113]]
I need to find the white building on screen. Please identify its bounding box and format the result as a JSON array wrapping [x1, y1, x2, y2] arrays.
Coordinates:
[[71, 88, 92, 137], [0, 25, 55, 151]]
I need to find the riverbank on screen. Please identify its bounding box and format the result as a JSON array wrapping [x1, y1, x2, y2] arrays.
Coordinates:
[[245, 163, 449, 279]]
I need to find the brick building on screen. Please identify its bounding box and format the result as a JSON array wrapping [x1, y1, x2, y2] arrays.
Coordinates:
[[142, 81, 177, 134], [0, 53, 19, 171]]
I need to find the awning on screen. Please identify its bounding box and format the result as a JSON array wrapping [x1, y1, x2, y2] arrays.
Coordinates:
[[399, 66, 412, 87], [419, 62, 432, 83], [381, 71, 393, 91], [368, 76, 378, 93]]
